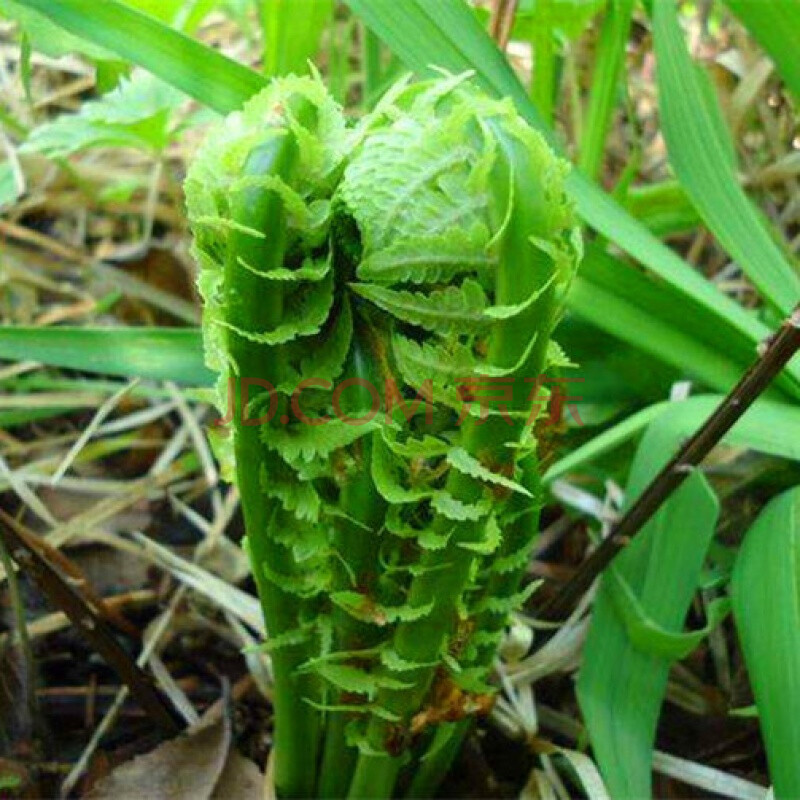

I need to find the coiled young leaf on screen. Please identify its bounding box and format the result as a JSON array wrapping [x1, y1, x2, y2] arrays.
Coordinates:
[[186, 71, 580, 800]]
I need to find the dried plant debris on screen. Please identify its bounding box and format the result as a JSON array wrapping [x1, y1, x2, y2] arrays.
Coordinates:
[[86, 714, 262, 800]]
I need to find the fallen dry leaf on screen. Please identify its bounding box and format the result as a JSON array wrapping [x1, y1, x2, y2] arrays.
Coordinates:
[[211, 752, 263, 800], [86, 713, 263, 800]]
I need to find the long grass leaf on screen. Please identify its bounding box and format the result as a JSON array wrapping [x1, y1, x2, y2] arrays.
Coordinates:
[[545, 394, 800, 483], [579, 0, 635, 178], [577, 418, 721, 797], [0, 327, 211, 385], [261, 0, 333, 78], [652, 0, 800, 316], [344, 0, 541, 126], [731, 487, 800, 800], [722, 0, 800, 100], [14, 0, 264, 114], [573, 247, 774, 396]]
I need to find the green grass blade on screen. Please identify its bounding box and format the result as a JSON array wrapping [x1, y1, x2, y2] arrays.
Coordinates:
[[545, 394, 800, 483], [0, 408, 75, 429], [574, 246, 799, 399], [362, 26, 382, 103], [722, 0, 800, 100], [28, 0, 800, 398], [343, 0, 542, 127], [577, 418, 720, 798], [731, 487, 800, 800], [572, 247, 770, 396], [572, 178, 788, 370], [0, 327, 211, 385], [260, 0, 333, 78], [2, 0, 114, 59], [652, 0, 800, 317], [579, 0, 635, 178], [13, 0, 265, 114], [623, 180, 700, 237], [342, 0, 800, 396]]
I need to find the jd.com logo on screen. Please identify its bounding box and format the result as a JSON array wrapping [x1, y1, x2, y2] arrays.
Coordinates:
[[215, 375, 583, 428]]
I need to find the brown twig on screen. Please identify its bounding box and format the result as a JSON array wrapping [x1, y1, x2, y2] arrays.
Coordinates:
[[0, 508, 180, 736], [13, 525, 140, 638], [489, 0, 520, 50], [537, 303, 800, 621]]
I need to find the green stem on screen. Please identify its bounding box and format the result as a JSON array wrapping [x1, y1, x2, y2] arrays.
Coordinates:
[[318, 675, 361, 797], [226, 103, 322, 798], [474, 460, 543, 658], [318, 331, 387, 798], [347, 122, 561, 800], [406, 456, 544, 798], [405, 721, 470, 799], [347, 500, 485, 797], [237, 430, 320, 798], [362, 25, 383, 110], [531, 33, 555, 124], [530, 4, 556, 124], [579, 0, 636, 179]]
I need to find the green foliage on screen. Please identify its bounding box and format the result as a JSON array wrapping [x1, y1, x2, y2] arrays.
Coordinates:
[[578, 419, 721, 798], [546, 394, 800, 484], [513, 0, 606, 41], [0, 773, 23, 792], [579, 0, 635, 177], [446, 448, 531, 497], [652, 0, 800, 316], [15, 0, 264, 114], [722, 0, 800, 100], [184, 71, 579, 798], [0, 327, 211, 385], [261, 0, 333, 78], [21, 72, 184, 157], [264, 418, 379, 466], [1, 0, 113, 59], [570, 245, 771, 395], [350, 280, 490, 336], [19, 0, 800, 398], [472, 0, 606, 41], [8, 2, 799, 798], [0, 162, 22, 212], [732, 488, 800, 800], [342, 0, 800, 399], [123, 0, 220, 31]]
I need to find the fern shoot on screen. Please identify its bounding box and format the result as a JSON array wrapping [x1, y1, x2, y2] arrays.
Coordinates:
[[186, 72, 580, 799]]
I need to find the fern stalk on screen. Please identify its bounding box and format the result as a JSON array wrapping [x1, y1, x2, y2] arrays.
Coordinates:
[[404, 456, 544, 798], [223, 99, 323, 798], [318, 332, 388, 798], [346, 120, 569, 798], [187, 73, 579, 799]]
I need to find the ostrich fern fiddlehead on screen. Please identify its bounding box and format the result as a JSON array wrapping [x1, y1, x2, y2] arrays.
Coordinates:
[[186, 72, 580, 799]]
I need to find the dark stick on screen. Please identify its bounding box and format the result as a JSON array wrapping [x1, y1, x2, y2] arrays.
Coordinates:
[[0, 508, 180, 736], [489, 0, 520, 50], [537, 303, 800, 621]]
